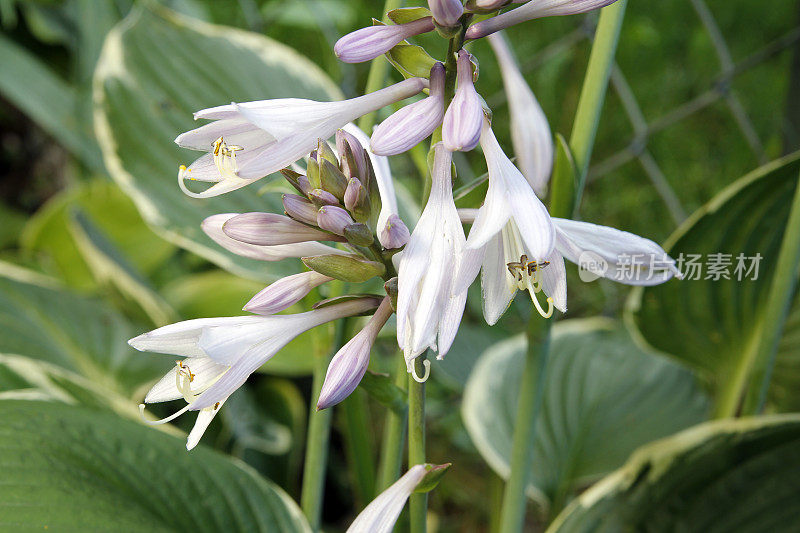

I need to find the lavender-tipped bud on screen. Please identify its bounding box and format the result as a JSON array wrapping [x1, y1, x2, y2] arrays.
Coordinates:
[[429, 0, 464, 27], [283, 194, 319, 225], [243, 271, 334, 315], [223, 212, 345, 245], [443, 50, 484, 152], [336, 129, 369, 181], [317, 205, 355, 235], [380, 214, 410, 249], [309, 188, 340, 206], [344, 223, 374, 247], [317, 297, 393, 409], [465, 0, 512, 13], [371, 62, 446, 156], [344, 177, 371, 222], [334, 17, 436, 64]]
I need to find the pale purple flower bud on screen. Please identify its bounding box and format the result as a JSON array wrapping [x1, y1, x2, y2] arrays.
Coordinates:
[[308, 188, 340, 206], [317, 205, 355, 235], [296, 175, 312, 195], [466, 0, 620, 39], [429, 0, 464, 27], [344, 177, 365, 211], [283, 194, 318, 225], [317, 297, 393, 410], [335, 17, 436, 64], [244, 271, 334, 315], [371, 62, 446, 156], [381, 214, 410, 249], [466, 0, 512, 13], [223, 212, 345, 245], [443, 50, 484, 152], [336, 129, 370, 181]]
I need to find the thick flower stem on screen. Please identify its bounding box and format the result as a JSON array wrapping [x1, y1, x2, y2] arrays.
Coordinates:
[[731, 174, 800, 416], [498, 4, 627, 532], [408, 355, 428, 533], [553, 0, 628, 217], [376, 355, 409, 491], [358, 0, 405, 133], [301, 309, 350, 528], [497, 319, 551, 533]]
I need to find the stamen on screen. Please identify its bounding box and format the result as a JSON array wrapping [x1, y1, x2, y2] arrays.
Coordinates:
[[410, 359, 431, 383], [525, 271, 554, 318], [138, 403, 193, 426]]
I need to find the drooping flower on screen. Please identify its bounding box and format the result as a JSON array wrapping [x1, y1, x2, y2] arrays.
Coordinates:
[[335, 17, 436, 63], [488, 32, 553, 195], [458, 209, 682, 324], [176, 78, 426, 198], [443, 50, 484, 152], [371, 62, 446, 156], [317, 296, 393, 409], [347, 464, 449, 533], [130, 297, 381, 450], [243, 271, 334, 315], [396, 144, 467, 377], [466, 0, 621, 39], [202, 213, 345, 262]]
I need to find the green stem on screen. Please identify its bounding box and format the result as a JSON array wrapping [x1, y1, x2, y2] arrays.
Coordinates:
[[497, 319, 551, 533], [489, 471, 505, 533], [376, 355, 409, 491], [739, 174, 800, 415], [357, 0, 404, 133], [567, 0, 628, 216], [301, 295, 349, 528], [497, 5, 627, 532], [408, 355, 427, 533], [340, 389, 377, 506]]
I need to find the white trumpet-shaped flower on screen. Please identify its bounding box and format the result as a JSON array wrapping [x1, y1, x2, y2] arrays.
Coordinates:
[[462, 118, 555, 266], [458, 209, 682, 324], [396, 144, 467, 377], [130, 298, 380, 449], [488, 32, 553, 195], [175, 78, 426, 198]]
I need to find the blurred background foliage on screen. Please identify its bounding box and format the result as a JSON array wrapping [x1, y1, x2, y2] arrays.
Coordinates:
[[1, 0, 799, 531]]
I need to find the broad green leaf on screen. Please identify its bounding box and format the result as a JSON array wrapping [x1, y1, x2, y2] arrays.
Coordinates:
[[93, 5, 342, 281], [626, 152, 800, 412], [0, 268, 169, 397], [548, 414, 800, 532], [462, 319, 710, 514], [21, 179, 175, 290], [0, 352, 140, 418], [0, 31, 102, 169], [69, 210, 178, 326], [0, 399, 310, 532]]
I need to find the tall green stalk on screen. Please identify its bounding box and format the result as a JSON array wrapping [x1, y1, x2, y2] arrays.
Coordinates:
[[301, 301, 349, 528], [357, 0, 404, 133], [340, 389, 377, 506], [497, 3, 627, 532], [408, 355, 428, 533], [740, 174, 800, 414], [376, 356, 409, 491]]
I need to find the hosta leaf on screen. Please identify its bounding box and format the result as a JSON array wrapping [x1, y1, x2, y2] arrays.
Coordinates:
[[462, 319, 709, 514], [0, 267, 169, 397], [93, 4, 342, 281], [548, 414, 800, 532], [0, 400, 310, 532], [626, 152, 800, 412]]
